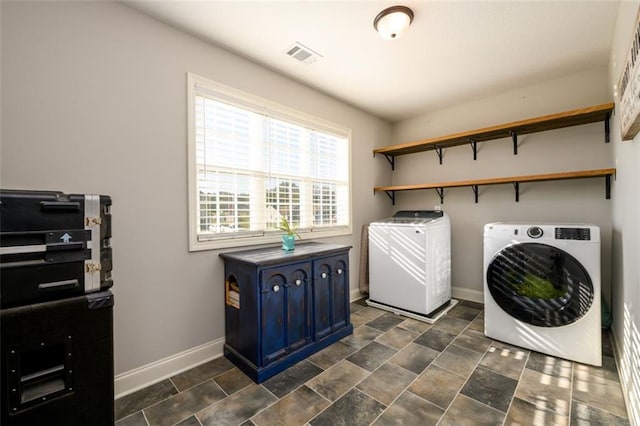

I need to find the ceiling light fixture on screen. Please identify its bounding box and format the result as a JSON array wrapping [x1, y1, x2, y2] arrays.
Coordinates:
[[373, 5, 414, 40]]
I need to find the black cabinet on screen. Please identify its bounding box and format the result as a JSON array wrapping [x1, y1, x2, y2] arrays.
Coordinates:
[[220, 242, 352, 383]]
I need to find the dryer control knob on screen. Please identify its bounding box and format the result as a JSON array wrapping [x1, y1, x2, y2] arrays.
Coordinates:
[[527, 226, 543, 238]]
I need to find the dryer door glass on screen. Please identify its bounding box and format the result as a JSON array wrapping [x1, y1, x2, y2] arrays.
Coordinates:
[[486, 242, 594, 327]]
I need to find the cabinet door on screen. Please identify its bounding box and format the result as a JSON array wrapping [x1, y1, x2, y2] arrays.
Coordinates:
[[260, 271, 287, 365], [313, 253, 350, 340], [331, 256, 349, 330], [260, 262, 311, 366], [285, 266, 311, 352]]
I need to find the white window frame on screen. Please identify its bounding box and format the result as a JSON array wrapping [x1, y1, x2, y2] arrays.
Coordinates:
[[187, 73, 353, 251]]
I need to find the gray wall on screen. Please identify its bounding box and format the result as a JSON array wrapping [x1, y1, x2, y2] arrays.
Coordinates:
[[1, 1, 391, 378], [391, 67, 614, 302], [608, 1, 640, 423]]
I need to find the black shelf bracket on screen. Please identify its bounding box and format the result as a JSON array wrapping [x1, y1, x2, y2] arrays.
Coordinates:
[[605, 112, 611, 143], [384, 154, 395, 170], [469, 139, 477, 160], [513, 182, 520, 202], [510, 131, 518, 155], [435, 146, 444, 165], [471, 185, 479, 203], [605, 174, 612, 199], [435, 187, 444, 204], [384, 190, 396, 205]]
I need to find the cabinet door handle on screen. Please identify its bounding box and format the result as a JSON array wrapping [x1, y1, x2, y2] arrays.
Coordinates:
[[273, 285, 280, 293], [337, 269, 343, 275], [321, 272, 327, 279], [295, 279, 302, 286]]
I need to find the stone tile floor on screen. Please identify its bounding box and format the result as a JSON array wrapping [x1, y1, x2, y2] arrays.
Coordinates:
[[115, 299, 630, 426]]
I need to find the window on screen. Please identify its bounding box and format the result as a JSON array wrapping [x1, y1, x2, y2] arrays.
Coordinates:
[[187, 73, 352, 250]]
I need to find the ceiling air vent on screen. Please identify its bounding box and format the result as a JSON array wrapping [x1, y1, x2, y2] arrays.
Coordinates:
[[284, 42, 322, 65]]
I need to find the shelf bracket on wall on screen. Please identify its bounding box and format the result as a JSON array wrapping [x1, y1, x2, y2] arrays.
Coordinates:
[[605, 112, 611, 143], [469, 139, 477, 160], [471, 185, 479, 203], [384, 190, 396, 205], [513, 182, 520, 202], [383, 154, 395, 170], [605, 174, 612, 199], [510, 131, 518, 155], [435, 146, 444, 165], [435, 187, 444, 204]]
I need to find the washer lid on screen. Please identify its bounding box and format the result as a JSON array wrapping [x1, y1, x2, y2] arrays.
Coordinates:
[[373, 210, 444, 225]]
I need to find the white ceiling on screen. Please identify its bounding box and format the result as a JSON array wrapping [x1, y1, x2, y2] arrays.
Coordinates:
[[122, 1, 620, 122]]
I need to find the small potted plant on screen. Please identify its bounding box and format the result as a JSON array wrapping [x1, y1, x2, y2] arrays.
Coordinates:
[[279, 216, 301, 251]]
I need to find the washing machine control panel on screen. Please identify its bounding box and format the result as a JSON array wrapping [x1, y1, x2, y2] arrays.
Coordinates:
[[555, 227, 591, 240]]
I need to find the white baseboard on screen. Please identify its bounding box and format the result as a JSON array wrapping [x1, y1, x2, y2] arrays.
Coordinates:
[[114, 337, 225, 399], [350, 288, 366, 302], [451, 286, 484, 304]]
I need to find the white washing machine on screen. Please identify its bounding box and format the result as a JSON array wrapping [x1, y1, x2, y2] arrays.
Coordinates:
[[368, 211, 452, 320], [484, 222, 601, 366]]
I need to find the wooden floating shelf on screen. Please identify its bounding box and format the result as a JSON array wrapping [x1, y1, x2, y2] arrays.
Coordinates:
[[373, 102, 614, 168], [374, 168, 616, 205]]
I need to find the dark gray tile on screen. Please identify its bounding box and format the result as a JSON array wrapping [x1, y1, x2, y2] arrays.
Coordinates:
[[397, 317, 432, 334], [460, 366, 517, 413], [341, 325, 385, 349], [307, 341, 357, 369], [213, 367, 253, 395], [572, 366, 628, 418], [526, 351, 572, 379], [115, 379, 178, 421], [175, 415, 202, 426], [515, 368, 572, 416], [453, 329, 493, 354], [459, 300, 484, 310], [309, 388, 386, 426], [366, 313, 406, 332], [431, 315, 470, 335], [251, 385, 330, 426], [505, 397, 568, 426], [197, 384, 277, 426], [570, 400, 630, 425], [375, 326, 418, 350], [261, 360, 323, 398], [350, 311, 374, 328], [306, 359, 369, 401], [433, 344, 483, 378], [346, 341, 397, 372], [388, 342, 439, 375], [480, 342, 529, 380], [373, 391, 443, 426], [447, 304, 482, 321], [413, 327, 456, 352], [116, 411, 148, 426], [351, 299, 367, 310], [574, 355, 619, 383], [409, 364, 466, 409], [438, 394, 505, 426], [356, 362, 416, 405], [467, 315, 485, 332], [171, 357, 235, 391], [353, 307, 386, 321], [144, 380, 227, 426]]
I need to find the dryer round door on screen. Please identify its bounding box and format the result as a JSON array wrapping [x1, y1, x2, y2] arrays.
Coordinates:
[[486, 242, 594, 327]]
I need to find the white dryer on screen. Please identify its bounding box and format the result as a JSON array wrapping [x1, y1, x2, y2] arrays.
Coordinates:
[[368, 211, 451, 319], [484, 223, 601, 366]]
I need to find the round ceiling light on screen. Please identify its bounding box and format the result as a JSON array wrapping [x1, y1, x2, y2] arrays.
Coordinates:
[[373, 6, 414, 40]]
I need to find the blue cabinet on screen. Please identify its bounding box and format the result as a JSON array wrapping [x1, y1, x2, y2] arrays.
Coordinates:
[[220, 242, 352, 383]]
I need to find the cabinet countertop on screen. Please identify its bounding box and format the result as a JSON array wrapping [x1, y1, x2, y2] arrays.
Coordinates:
[[219, 241, 351, 266]]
